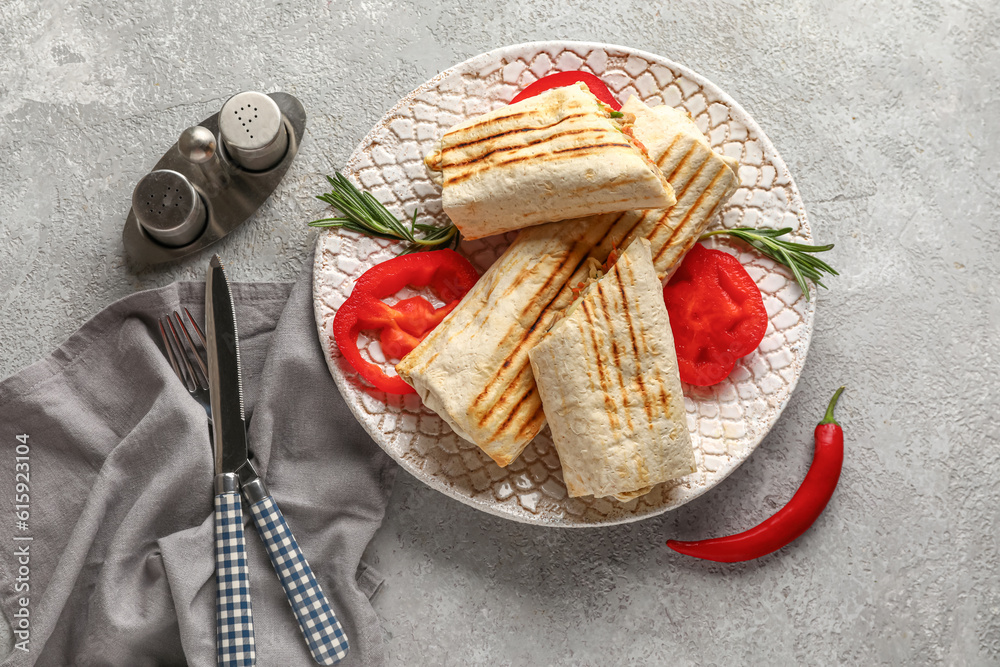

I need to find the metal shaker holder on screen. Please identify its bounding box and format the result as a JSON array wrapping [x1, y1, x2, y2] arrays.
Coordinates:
[[123, 91, 306, 265]]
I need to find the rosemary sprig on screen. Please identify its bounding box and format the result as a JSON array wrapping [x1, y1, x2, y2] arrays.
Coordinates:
[[700, 227, 838, 301], [309, 172, 459, 254]]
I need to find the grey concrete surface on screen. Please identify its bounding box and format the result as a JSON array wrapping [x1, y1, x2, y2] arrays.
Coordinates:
[[2, 0, 999, 665]]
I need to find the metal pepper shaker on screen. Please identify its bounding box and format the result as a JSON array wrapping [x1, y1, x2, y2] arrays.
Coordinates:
[[131, 169, 207, 247], [218, 92, 288, 171]]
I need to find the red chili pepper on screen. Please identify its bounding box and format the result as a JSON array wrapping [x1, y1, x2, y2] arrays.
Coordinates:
[[662, 243, 768, 386], [667, 387, 846, 563], [509, 71, 621, 110], [333, 249, 479, 394]]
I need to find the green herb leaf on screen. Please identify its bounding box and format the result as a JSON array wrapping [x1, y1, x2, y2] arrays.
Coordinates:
[[309, 171, 460, 253], [609, 110, 625, 118], [700, 227, 838, 301]]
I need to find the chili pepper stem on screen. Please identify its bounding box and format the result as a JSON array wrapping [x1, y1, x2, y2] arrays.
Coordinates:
[[820, 386, 846, 426]]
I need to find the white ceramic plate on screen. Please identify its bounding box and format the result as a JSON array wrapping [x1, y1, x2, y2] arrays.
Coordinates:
[[313, 41, 815, 527]]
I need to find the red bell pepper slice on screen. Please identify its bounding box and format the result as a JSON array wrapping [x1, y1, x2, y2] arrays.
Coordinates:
[[509, 71, 621, 110], [333, 249, 479, 394], [662, 244, 768, 386]]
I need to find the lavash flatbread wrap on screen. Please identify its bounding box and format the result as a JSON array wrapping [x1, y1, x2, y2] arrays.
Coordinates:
[[528, 239, 696, 500], [424, 83, 676, 240], [397, 96, 739, 467]]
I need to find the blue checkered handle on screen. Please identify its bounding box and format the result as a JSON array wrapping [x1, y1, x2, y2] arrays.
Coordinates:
[[248, 495, 349, 665], [215, 479, 256, 666]]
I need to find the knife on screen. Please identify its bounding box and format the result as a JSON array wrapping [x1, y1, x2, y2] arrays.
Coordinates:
[[206, 255, 256, 666], [205, 254, 350, 666]]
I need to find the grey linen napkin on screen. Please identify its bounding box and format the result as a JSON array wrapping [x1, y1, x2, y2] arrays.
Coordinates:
[[0, 265, 396, 666]]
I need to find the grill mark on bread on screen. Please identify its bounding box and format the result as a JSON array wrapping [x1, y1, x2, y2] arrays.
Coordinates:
[[590, 211, 631, 241], [470, 236, 594, 422], [455, 97, 596, 134], [462, 268, 524, 336], [658, 378, 673, 419], [457, 107, 537, 127], [563, 141, 706, 285], [517, 402, 547, 442], [654, 164, 726, 266], [442, 126, 608, 171], [582, 299, 619, 432], [469, 316, 551, 429], [516, 250, 577, 320], [661, 141, 699, 184], [595, 280, 631, 433], [693, 185, 738, 244], [654, 134, 685, 170], [614, 259, 654, 424], [645, 152, 714, 262], [541, 212, 630, 312], [411, 225, 610, 440], [492, 392, 528, 436], [627, 255, 657, 412], [591, 211, 632, 253], [444, 111, 592, 152], [472, 343, 540, 429], [444, 142, 638, 186], [499, 262, 533, 301], [485, 365, 539, 437], [671, 152, 716, 207], [599, 210, 653, 266], [588, 139, 706, 272], [493, 389, 545, 443], [403, 252, 530, 376]]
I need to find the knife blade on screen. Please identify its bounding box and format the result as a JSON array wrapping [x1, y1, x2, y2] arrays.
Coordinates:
[[206, 254, 350, 665], [206, 255, 250, 477], [206, 254, 256, 667]]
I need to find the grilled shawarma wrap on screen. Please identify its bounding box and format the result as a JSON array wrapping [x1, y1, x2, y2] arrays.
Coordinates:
[[397, 96, 738, 466], [528, 239, 696, 500], [424, 83, 676, 240]]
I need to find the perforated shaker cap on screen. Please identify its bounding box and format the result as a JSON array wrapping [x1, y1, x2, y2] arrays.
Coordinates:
[[131, 169, 206, 247], [218, 92, 288, 171]]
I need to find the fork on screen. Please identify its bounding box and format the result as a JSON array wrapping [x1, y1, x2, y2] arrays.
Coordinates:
[[157, 308, 349, 665], [159, 309, 257, 665], [158, 308, 211, 420]]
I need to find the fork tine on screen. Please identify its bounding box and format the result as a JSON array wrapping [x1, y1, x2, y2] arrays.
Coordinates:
[[166, 315, 200, 391], [160, 317, 195, 392], [173, 310, 209, 385], [185, 307, 207, 348], [158, 318, 184, 385]]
